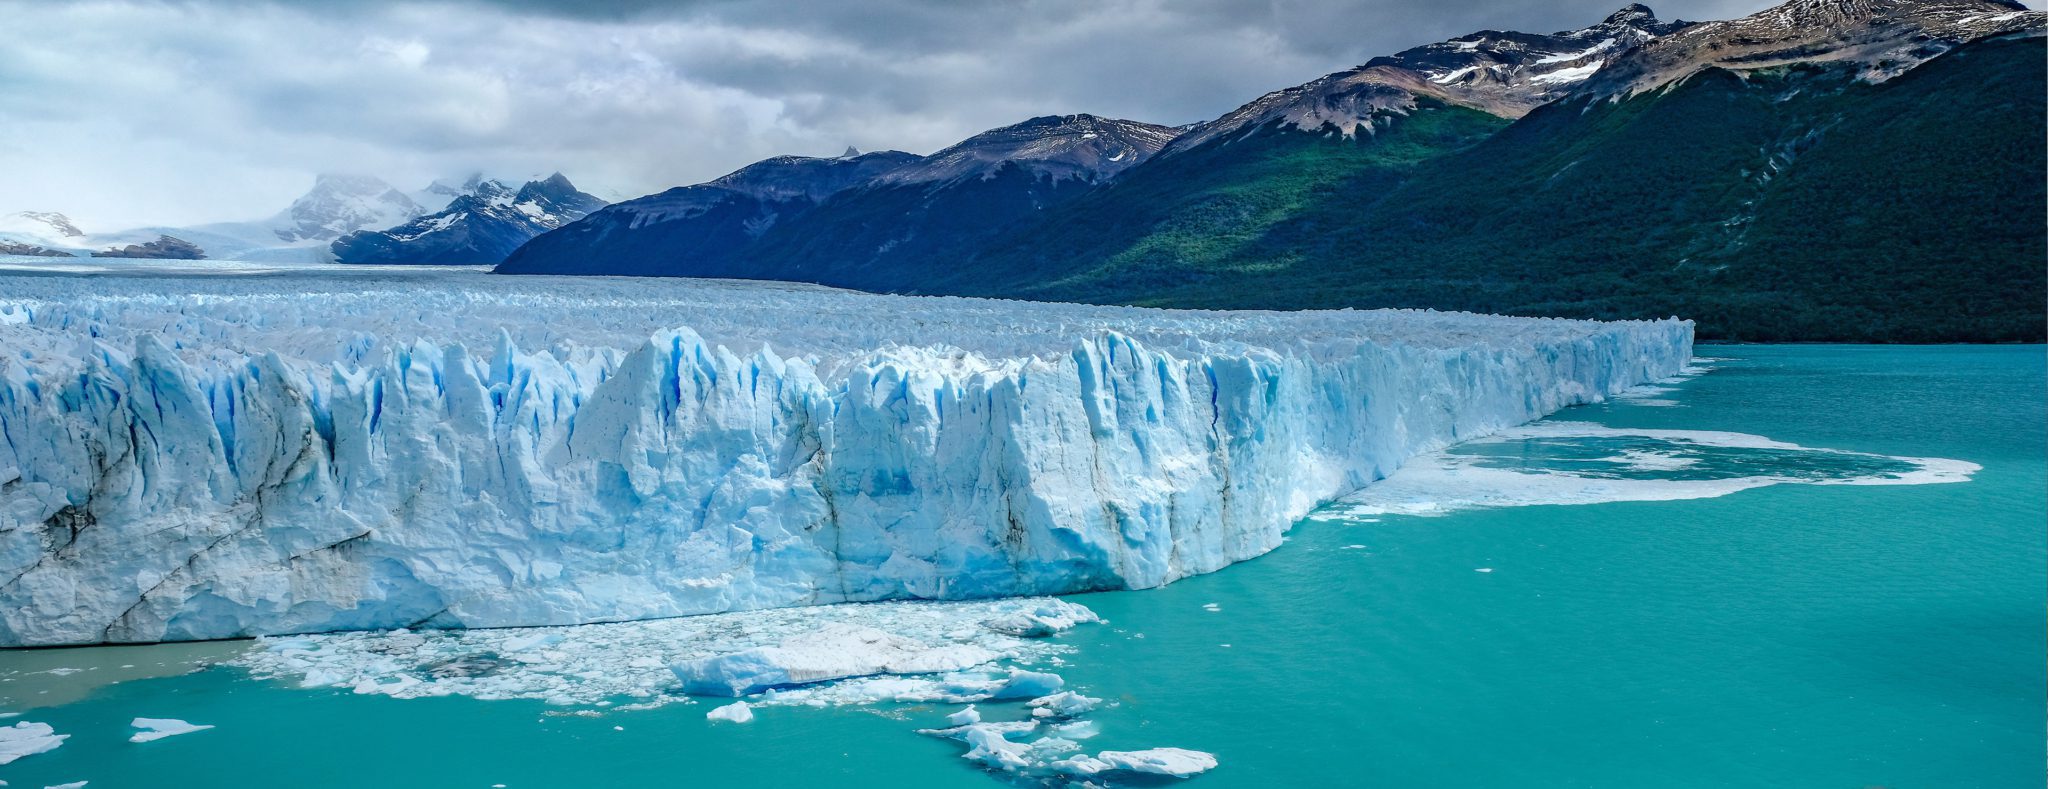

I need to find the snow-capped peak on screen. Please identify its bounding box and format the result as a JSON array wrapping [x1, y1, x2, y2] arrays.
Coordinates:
[[6, 211, 84, 239], [272, 174, 423, 243], [1161, 6, 1693, 155], [1576, 0, 2046, 97]]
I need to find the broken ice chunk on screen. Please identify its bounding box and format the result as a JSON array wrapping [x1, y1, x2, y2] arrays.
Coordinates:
[[671, 623, 998, 696], [1026, 691, 1100, 719], [0, 722, 67, 765], [1053, 748, 1221, 778], [705, 702, 754, 724], [129, 718, 215, 743]]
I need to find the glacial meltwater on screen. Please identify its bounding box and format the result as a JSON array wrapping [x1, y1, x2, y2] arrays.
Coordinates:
[[2, 345, 2040, 788]]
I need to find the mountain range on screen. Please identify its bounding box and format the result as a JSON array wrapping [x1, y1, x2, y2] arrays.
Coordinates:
[[331, 173, 606, 265], [1, 172, 604, 265], [499, 0, 2045, 342]]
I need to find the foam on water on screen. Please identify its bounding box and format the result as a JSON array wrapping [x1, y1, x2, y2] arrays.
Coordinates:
[[1328, 421, 1978, 517]]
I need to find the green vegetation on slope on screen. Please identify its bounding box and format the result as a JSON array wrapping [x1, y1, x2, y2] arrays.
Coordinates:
[[997, 36, 2044, 343], [963, 100, 1510, 295]]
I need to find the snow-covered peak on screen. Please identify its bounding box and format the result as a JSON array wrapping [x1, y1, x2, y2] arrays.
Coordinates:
[[3, 211, 84, 239], [1162, 6, 1693, 154], [330, 173, 607, 263], [1576, 0, 2045, 97], [880, 114, 1181, 186], [272, 174, 424, 243]]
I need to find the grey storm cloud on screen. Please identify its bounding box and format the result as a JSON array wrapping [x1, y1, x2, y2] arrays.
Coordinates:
[[1, 0, 1789, 228]]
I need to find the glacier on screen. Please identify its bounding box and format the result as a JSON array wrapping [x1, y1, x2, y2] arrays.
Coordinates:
[[0, 266, 1692, 646]]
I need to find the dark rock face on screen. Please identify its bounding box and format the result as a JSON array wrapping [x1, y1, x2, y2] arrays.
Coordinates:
[[92, 235, 206, 260], [0, 241, 74, 257], [331, 174, 607, 266]]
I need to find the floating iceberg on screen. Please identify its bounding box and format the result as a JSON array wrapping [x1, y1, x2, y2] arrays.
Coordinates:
[[704, 702, 753, 723], [0, 270, 1691, 645]]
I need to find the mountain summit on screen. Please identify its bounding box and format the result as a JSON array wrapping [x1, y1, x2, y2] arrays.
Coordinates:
[[1162, 5, 1691, 155], [1578, 0, 2043, 95], [272, 174, 422, 243], [331, 174, 606, 265]]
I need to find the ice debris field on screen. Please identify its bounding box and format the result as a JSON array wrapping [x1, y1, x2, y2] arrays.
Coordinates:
[[233, 596, 1210, 781], [0, 267, 1692, 647]]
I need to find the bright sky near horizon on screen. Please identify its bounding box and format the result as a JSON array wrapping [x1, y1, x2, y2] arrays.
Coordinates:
[[0, 0, 2015, 228]]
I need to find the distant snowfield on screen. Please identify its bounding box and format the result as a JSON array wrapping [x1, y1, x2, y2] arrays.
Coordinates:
[[0, 262, 1691, 646]]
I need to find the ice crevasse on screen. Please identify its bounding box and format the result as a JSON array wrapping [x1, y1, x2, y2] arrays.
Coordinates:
[[0, 272, 1693, 646]]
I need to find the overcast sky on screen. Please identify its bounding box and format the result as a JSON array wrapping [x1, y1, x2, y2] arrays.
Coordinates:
[[0, 0, 1846, 227]]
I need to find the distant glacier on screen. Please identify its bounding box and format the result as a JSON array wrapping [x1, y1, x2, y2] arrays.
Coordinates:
[[0, 267, 1691, 646]]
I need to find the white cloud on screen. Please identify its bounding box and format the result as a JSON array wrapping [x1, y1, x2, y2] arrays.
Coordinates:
[[0, 0, 1801, 228]]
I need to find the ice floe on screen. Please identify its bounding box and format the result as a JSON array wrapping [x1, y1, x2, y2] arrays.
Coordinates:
[[922, 717, 1217, 781], [128, 718, 214, 743], [672, 624, 999, 696], [1328, 422, 1977, 517], [0, 721, 66, 765], [236, 597, 1097, 710]]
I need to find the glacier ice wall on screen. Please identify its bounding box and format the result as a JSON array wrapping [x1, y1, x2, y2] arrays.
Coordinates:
[[0, 269, 1692, 646]]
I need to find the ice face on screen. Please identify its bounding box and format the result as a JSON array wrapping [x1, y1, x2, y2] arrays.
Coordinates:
[[0, 269, 1692, 646]]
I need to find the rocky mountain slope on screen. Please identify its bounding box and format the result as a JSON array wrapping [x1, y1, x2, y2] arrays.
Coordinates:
[[332, 174, 606, 266], [499, 115, 1178, 285]]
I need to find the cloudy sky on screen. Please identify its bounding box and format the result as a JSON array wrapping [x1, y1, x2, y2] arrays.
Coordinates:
[[3, 0, 1814, 228]]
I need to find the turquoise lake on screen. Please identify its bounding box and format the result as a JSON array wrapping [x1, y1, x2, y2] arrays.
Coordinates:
[[3, 344, 2041, 788]]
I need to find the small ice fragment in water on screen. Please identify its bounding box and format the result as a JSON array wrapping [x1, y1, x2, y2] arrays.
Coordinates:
[[1027, 692, 1100, 719], [988, 670, 1063, 700], [0, 722, 68, 765], [129, 718, 214, 743], [1093, 747, 1219, 777], [45, 783, 88, 789], [706, 702, 754, 724], [1201, 603, 1221, 612], [501, 633, 563, 652], [945, 705, 981, 726], [959, 724, 1033, 771], [1475, 568, 1493, 573], [1340, 544, 1367, 550], [981, 600, 1100, 638]]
